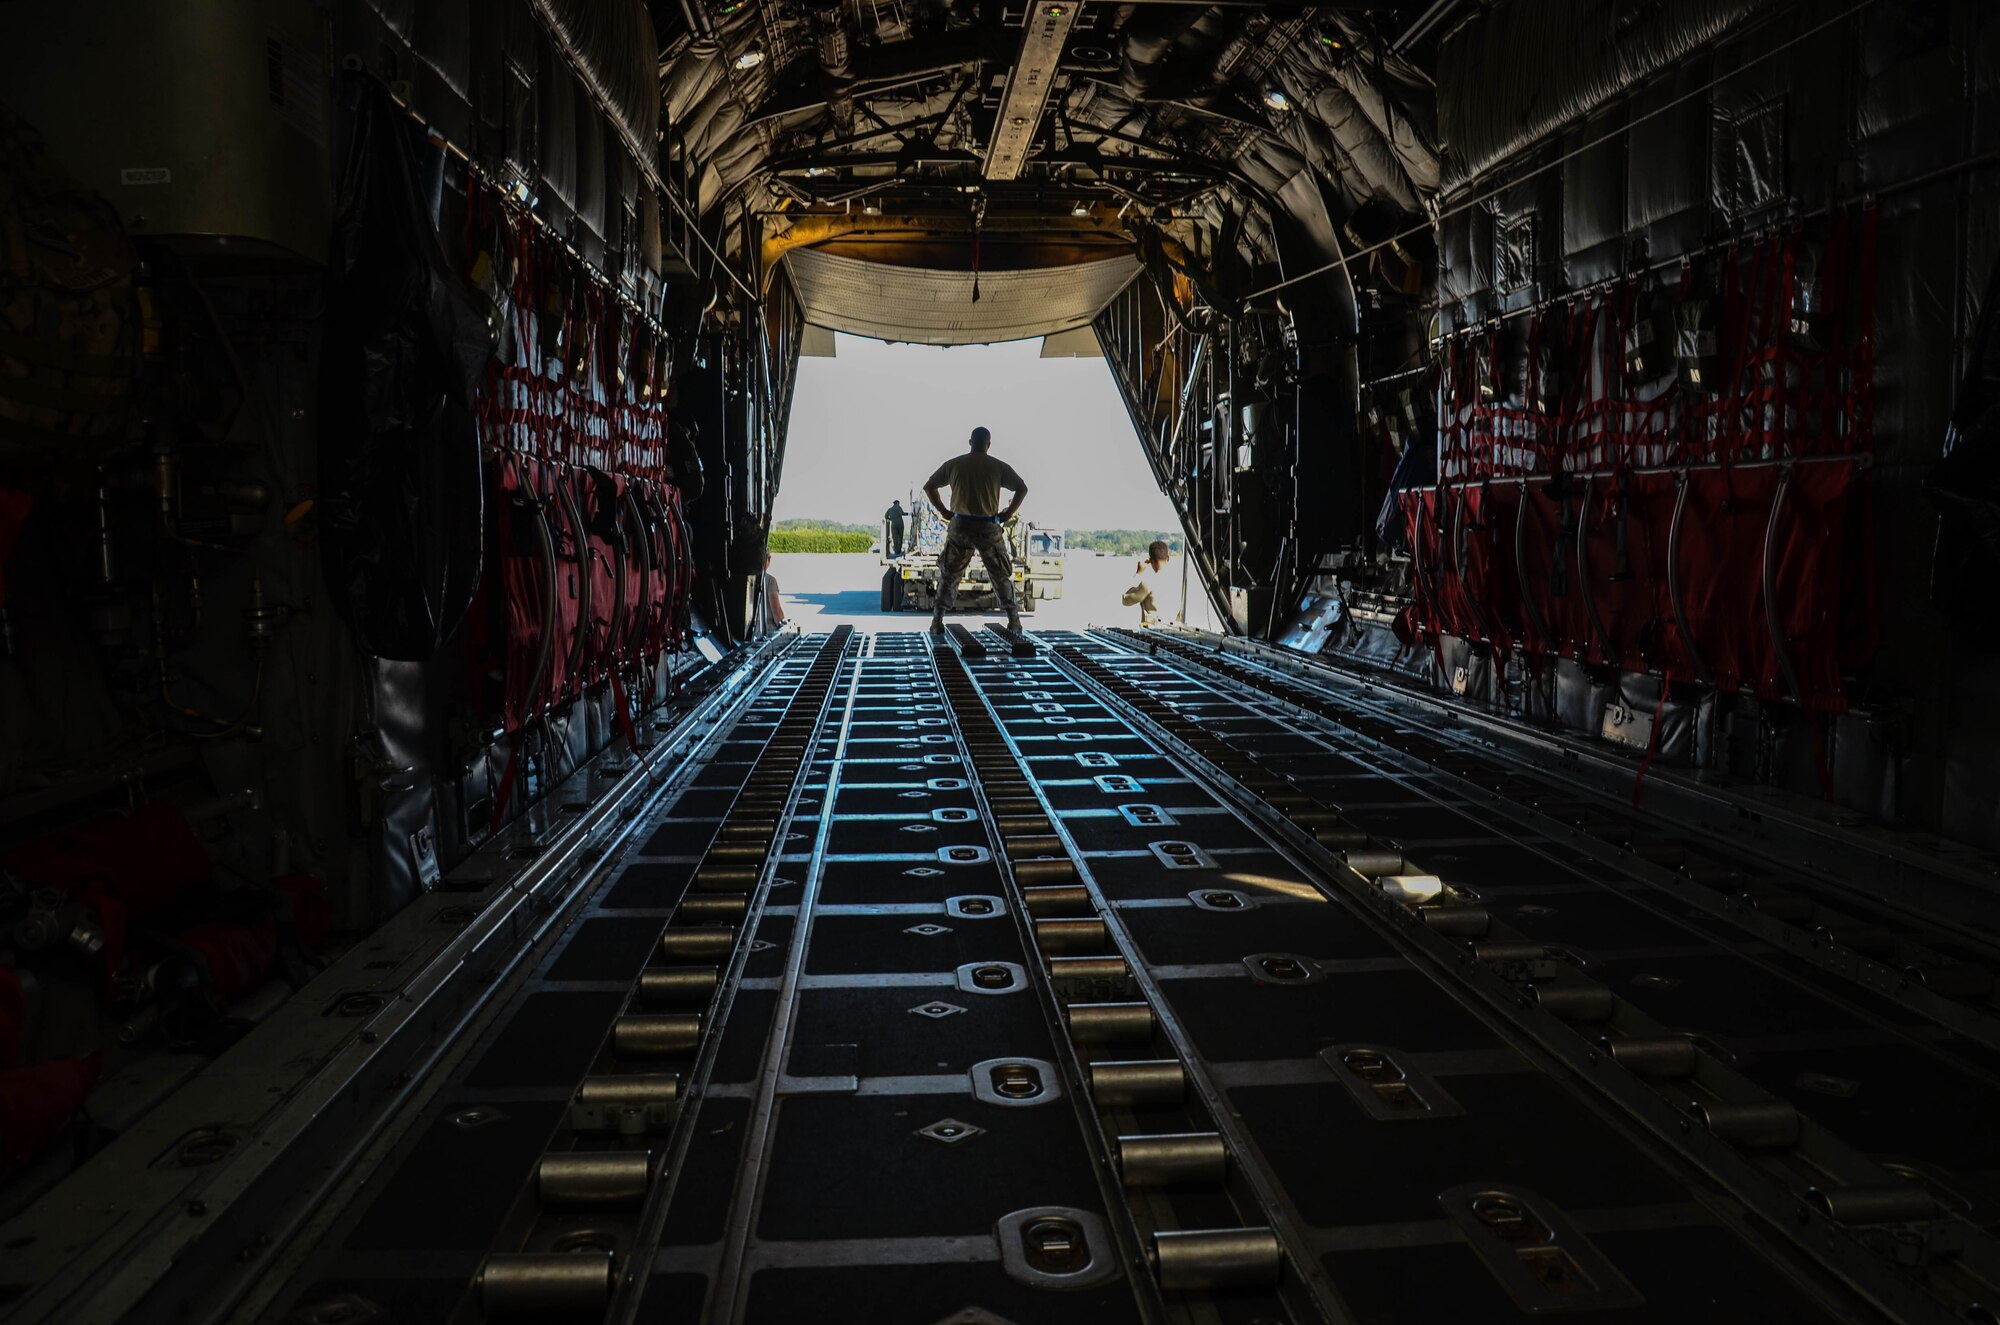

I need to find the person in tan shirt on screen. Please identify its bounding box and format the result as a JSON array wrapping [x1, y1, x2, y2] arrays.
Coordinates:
[[922, 426, 1028, 632]]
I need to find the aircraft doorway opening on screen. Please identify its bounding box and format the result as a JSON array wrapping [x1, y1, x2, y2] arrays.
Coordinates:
[[768, 334, 1222, 634]]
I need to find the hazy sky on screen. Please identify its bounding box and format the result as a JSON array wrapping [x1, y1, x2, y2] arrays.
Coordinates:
[[773, 334, 1184, 532]]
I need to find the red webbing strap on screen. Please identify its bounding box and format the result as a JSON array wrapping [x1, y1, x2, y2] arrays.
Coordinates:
[[1812, 715, 1835, 802], [1855, 205, 1878, 453], [601, 299, 624, 405], [1525, 311, 1545, 415], [1630, 678, 1671, 808], [631, 320, 652, 405], [1441, 336, 1462, 477], [1818, 212, 1852, 451], [1565, 297, 1599, 452], [1725, 234, 1772, 460], [1759, 230, 1785, 356], [490, 745, 522, 836], [608, 668, 653, 773], [1705, 242, 1742, 467], [1416, 490, 1452, 679], [1483, 328, 1501, 479], [0, 486, 34, 609], [1664, 260, 1695, 463], [1775, 230, 1799, 454], [1611, 279, 1639, 466]]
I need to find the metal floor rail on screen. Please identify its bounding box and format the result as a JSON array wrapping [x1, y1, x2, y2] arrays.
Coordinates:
[[1042, 626, 2000, 1325], [44, 630, 2000, 1323]]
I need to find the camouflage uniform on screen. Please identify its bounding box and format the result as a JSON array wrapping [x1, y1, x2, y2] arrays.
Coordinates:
[[931, 517, 1019, 627]]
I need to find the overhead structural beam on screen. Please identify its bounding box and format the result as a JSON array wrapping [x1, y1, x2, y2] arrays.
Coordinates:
[[1394, 0, 1465, 50], [983, 2, 1078, 180]]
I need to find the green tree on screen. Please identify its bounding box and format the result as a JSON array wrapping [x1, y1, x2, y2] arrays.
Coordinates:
[[1066, 529, 1182, 557]]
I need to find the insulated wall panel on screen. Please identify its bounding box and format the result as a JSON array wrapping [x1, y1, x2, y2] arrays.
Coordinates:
[[1438, 0, 1786, 186], [1872, 189, 1959, 468], [1562, 112, 1627, 286], [539, 48, 581, 216], [502, 9, 542, 196], [1627, 65, 1708, 261], [1857, 16, 1967, 194], [1438, 205, 1493, 329], [573, 99, 607, 264]]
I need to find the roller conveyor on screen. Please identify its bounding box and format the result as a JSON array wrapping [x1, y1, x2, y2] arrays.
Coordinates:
[[16, 630, 2000, 1325]]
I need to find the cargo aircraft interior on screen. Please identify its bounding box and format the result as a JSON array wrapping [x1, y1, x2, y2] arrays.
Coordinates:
[[4, 1, 2000, 1322]]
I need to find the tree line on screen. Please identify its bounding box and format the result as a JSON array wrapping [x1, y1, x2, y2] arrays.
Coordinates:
[[1065, 529, 1182, 557], [767, 519, 1180, 558]]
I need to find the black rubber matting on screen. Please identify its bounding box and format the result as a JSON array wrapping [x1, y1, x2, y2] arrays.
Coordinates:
[[744, 912, 795, 978], [833, 784, 979, 815], [545, 916, 667, 981], [287, 1277, 468, 1325], [343, 1099, 564, 1250], [1162, 969, 1501, 1055], [709, 988, 779, 1084], [1321, 1224, 1844, 1324], [816, 858, 1005, 904], [826, 817, 992, 855], [1402, 840, 1573, 893], [1079, 850, 1308, 901], [1737, 1041, 2000, 1170], [639, 1271, 708, 1320], [1331, 801, 1496, 842], [1231, 1079, 1682, 1227], [804, 914, 1021, 975], [463, 991, 625, 1087], [790, 985, 1050, 1077], [754, 1094, 1105, 1240], [1479, 889, 1689, 952], [603, 860, 697, 908], [1026, 752, 1182, 781], [662, 1096, 752, 1245], [744, 1262, 1143, 1325], [1036, 778, 1198, 812], [1119, 900, 1395, 965], [1585, 951, 1889, 1039], [637, 820, 724, 858], [692, 759, 763, 788], [1059, 811, 1272, 853]]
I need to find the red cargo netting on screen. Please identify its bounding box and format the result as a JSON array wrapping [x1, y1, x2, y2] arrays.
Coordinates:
[[1407, 208, 1877, 713], [464, 181, 694, 748]]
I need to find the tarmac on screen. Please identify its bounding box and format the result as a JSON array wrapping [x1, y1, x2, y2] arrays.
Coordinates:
[[767, 551, 1222, 632]]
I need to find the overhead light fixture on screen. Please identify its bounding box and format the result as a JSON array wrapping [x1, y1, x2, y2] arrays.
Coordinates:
[[733, 48, 765, 70], [806, 165, 834, 178], [1071, 202, 1090, 218], [862, 200, 882, 216], [1263, 88, 1292, 112]]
